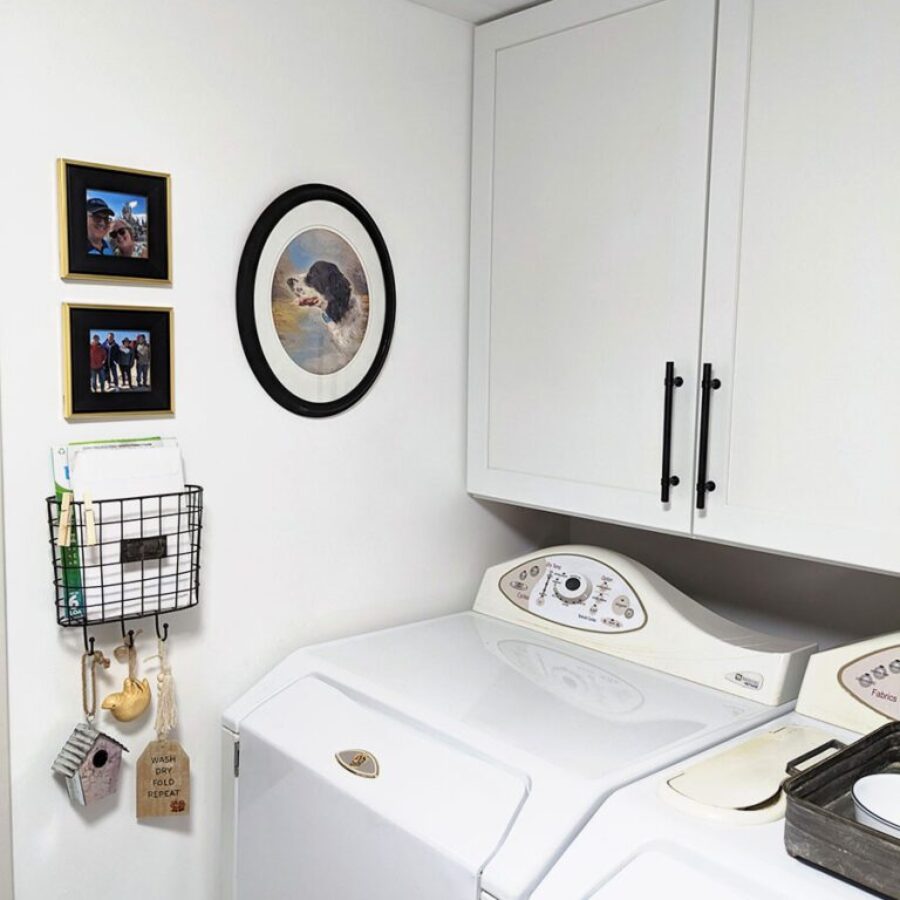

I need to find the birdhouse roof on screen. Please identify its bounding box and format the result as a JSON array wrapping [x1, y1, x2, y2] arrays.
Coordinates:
[[51, 723, 128, 778]]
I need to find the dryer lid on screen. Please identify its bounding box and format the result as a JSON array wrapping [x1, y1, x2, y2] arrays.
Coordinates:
[[590, 849, 764, 898], [237, 677, 528, 900]]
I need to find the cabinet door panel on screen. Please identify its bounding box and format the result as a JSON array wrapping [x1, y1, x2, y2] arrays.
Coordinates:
[[469, 0, 716, 533], [698, 0, 900, 572]]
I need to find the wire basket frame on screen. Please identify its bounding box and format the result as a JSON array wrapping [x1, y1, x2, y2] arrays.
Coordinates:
[[47, 485, 202, 627]]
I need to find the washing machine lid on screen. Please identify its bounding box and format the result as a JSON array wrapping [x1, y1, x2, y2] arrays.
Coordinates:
[[236, 676, 527, 900], [303, 613, 782, 773], [229, 612, 789, 898]]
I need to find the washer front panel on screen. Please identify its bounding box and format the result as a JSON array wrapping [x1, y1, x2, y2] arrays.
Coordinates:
[[499, 554, 647, 634]]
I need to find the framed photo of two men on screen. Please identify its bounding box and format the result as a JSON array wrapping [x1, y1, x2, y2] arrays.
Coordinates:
[[57, 159, 171, 284], [62, 304, 174, 421]]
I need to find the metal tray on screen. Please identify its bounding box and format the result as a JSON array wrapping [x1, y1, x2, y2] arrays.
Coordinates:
[[784, 721, 900, 899]]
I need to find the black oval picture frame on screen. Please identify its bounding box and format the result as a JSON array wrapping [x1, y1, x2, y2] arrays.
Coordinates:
[[236, 184, 395, 417]]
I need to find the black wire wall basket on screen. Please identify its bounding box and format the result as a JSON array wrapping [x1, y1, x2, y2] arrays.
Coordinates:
[[46, 486, 203, 639]]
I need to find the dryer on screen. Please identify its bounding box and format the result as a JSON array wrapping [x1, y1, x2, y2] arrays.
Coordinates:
[[221, 546, 816, 899]]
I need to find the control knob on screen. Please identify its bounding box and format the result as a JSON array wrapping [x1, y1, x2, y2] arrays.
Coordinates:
[[555, 574, 593, 605]]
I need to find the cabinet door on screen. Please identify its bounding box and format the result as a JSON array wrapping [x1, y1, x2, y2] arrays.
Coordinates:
[[468, 0, 716, 534], [698, 0, 900, 572]]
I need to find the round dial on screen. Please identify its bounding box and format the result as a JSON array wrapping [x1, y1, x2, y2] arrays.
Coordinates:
[[555, 574, 593, 605]]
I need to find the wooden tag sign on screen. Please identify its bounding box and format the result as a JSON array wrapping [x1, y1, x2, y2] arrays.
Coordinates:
[[137, 740, 190, 819]]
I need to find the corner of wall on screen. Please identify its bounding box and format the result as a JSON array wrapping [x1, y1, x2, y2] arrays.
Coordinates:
[[0, 395, 14, 899]]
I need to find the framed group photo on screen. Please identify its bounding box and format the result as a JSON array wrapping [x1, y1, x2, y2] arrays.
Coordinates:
[[236, 183, 395, 417], [57, 159, 172, 284], [62, 303, 174, 420]]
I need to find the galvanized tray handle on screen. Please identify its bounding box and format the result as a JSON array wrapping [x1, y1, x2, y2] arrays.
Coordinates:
[[785, 739, 848, 778]]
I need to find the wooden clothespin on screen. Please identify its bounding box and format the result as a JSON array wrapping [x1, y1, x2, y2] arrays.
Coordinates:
[[58, 492, 73, 547], [84, 491, 97, 547]]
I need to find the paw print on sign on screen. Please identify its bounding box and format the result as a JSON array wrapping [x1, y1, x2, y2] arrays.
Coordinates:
[[170, 799, 186, 813]]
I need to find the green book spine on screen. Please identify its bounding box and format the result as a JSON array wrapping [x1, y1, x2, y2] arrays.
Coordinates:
[[55, 483, 84, 623]]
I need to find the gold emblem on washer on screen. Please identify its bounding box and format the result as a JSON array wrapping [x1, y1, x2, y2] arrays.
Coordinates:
[[335, 749, 380, 778]]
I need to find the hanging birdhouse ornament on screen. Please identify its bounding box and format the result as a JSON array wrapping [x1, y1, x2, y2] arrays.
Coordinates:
[[137, 634, 190, 819], [52, 723, 128, 806], [52, 649, 128, 806]]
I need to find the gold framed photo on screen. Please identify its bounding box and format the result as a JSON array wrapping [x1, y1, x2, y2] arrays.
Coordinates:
[[62, 303, 174, 421], [57, 159, 172, 284]]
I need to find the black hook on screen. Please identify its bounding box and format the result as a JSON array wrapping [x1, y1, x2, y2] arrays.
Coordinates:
[[119, 619, 135, 648], [154, 614, 169, 642], [82, 624, 95, 655]]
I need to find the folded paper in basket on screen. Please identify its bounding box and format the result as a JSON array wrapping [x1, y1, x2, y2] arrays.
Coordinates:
[[68, 441, 190, 622]]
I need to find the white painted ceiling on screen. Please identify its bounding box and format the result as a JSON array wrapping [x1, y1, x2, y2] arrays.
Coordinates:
[[410, 0, 549, 24]]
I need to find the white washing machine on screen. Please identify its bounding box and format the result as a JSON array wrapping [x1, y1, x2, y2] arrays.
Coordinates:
[[531, 632, 900, 899], [220, 546, 816, 900]]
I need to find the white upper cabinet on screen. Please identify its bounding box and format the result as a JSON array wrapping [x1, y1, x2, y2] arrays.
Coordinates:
[[468, 0, 717, 535], [697, 0, 900, 573], [469, 0, 900, 574]]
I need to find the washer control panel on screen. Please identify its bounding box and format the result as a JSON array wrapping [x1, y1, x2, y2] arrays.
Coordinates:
[[499, 553, 647, 634]]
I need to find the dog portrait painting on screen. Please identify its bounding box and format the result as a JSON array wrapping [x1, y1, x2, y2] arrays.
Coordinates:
[[237, 183, 395, 417], [271, 228, 370, 375]]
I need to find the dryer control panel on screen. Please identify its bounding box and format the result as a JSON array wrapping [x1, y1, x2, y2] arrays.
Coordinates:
[[798, 633, 900, 732], [499, 553, 647, 634], [838, 644, 900, 722]]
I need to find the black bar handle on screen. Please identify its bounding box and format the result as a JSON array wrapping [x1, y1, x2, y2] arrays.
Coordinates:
[[696, 363, 721, 510], [660, 362, 683, 503], [785, 739, 847, 779]]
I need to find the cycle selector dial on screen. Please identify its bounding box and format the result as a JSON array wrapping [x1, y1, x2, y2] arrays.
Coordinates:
[[555, 574, 593, 605]]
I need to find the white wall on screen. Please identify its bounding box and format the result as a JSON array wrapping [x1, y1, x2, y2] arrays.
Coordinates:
[[571, 518, 900, 649], [0, 397, 12, 900], [0, 3, 563, 898]]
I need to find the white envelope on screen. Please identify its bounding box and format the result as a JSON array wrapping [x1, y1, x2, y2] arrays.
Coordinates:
[[69, 443, 184, 502], [65, 442, 192, 621]]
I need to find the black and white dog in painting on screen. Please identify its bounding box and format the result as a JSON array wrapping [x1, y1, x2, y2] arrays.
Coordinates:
[[286, 261, 367, 354]]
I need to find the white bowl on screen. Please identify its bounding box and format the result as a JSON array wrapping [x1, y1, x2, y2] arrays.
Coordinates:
[[852, 773, 900, 839]]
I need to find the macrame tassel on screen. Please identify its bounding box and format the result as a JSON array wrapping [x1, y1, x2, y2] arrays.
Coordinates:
[[149, 638, 177, 740]]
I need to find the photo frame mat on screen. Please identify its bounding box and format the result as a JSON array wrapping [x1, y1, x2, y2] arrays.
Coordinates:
[[253, 202, 386, 403]]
